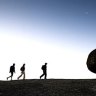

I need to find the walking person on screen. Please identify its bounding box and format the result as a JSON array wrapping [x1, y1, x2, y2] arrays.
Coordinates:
[[18, 64, 25, 80], [7, 63, 15, 80], [40, 63, 47, 79]]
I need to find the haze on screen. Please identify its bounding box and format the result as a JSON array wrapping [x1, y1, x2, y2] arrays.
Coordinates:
[[0, 0, 96, 80]]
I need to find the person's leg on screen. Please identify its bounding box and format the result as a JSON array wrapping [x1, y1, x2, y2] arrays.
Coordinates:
[[11, 72, 13, 80], [44, 71, 47, 79], [7, 72, 13, 80], [18, 72, 23, 80], [7, 76, 10, 80], [23, 71, 25, 80], [40, 73, 44, 79], [45, 73, 47, 79]]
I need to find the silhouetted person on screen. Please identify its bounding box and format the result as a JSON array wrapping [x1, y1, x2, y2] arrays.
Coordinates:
[[18, 64, 25, 80], [7, 63, 15, 80], [40, 63, 47, 79]]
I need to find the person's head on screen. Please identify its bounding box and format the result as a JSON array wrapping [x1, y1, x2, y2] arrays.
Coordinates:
[[45, 63, 47, 65], [23, 64, 25, 66], [13, 63, 15, 66]]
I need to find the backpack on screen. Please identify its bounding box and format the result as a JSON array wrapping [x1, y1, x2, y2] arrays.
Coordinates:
[[20, 67, 23, 71], [10, 66, 15, 72], [41, 65, 45, 70]]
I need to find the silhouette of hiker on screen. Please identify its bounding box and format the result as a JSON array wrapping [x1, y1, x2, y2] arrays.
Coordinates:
[[7, 63, 15, 80], [18, 64, 25, 80], [40, 63, 47, 79]]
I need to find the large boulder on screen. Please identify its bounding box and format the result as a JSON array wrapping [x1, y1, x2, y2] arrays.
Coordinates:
[[87, 49, 96, 73]]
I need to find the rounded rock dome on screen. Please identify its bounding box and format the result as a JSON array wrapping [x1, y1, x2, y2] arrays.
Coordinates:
[[87, 49, 96, 73]]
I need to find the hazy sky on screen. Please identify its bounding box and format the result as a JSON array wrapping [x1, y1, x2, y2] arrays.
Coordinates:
[[0, 0, 96, 80]]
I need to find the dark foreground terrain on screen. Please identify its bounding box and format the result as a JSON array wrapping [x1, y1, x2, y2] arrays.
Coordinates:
[[0, 79, 96, 96]]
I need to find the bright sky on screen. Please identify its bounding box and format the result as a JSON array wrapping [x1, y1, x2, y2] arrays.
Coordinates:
[[0, 0, 96, 80]]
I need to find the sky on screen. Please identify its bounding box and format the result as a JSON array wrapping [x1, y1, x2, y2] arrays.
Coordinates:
[[0, 0, 96, 80]]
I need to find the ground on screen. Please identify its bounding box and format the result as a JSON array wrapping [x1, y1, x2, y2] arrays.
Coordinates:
[[0, 79, 96, 96]]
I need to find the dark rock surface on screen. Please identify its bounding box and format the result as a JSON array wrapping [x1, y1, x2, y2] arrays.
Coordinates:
[[0, 79, 96, 96], [86, 49, 96, 73]]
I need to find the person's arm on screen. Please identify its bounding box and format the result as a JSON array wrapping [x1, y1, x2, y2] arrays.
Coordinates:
[[14, 67, 15, 73], [9, 67, 11, 73]]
